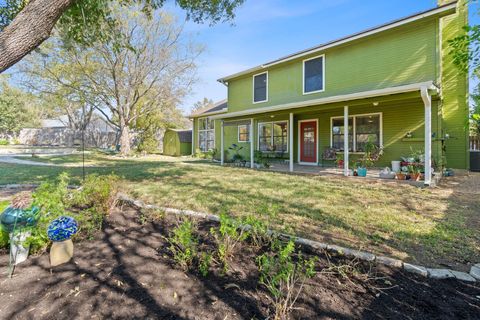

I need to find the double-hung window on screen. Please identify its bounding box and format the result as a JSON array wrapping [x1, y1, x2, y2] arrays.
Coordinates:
[[303, 55, 325, 94], [331, 113, 382, 152], [198, 118, 215, 152], [258, 121, 288, 152], [253, 72, 268, 103], [238, 124, 250, 142]]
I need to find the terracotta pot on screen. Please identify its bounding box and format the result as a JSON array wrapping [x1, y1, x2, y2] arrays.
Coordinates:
[[411, 173, 422, 181], [396, 173, 406, 180]]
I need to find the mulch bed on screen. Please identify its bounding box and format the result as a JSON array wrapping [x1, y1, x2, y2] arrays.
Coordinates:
[[0, 206, 479, 319]]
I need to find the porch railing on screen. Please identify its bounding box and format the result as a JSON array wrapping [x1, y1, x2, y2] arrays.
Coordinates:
[[471, 136, 480, 151]]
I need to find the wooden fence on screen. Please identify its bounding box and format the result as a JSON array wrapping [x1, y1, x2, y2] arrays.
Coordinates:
[[471, 136, 480, 151]]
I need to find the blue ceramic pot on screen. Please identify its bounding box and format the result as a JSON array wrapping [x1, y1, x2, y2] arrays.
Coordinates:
[[357, 167, 368, 177]]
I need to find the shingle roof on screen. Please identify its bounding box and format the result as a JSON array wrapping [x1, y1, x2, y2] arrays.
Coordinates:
[[190, 99, 228, 117]]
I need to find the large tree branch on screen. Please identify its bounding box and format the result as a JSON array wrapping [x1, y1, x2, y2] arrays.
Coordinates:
[[0, 0, 75, 73]]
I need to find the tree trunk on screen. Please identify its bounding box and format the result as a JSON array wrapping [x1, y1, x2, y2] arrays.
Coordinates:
[[0, 0, 75, 73], [119, 125, 131, 156]]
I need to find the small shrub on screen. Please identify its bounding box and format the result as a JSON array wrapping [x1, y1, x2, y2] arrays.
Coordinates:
[[70, 174, 119, 215], [0, 226, 9, 249], [26, 173, 120, 252], [0, 139, 9, 145], [211, 212, 250, 271], [198, 251, 212, 277], [166, 219, 198, 271], [257, 239, 317, 320]]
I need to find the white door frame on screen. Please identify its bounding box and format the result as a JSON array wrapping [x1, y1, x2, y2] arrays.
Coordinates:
[[298, 119, 319, 165]]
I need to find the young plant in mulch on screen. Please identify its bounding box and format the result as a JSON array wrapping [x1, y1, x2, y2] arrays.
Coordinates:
[[257, 239, 317, 320], [26, 173, 120, 252], [165, 219, 199, 272], [210, 212, 250, 272]]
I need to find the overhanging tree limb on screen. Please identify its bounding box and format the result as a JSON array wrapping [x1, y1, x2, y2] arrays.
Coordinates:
[[0, 0, 75, 73]]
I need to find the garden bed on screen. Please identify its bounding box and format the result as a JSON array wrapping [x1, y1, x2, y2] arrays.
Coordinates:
[[0, 206, 478, 319]]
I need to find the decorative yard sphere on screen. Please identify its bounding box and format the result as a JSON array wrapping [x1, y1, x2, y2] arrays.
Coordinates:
[[47, 216, 78, 242], [0, 206, 40, 233]]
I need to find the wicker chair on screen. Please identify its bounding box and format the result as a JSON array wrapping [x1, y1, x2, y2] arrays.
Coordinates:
[[321, 148, 337, 167]]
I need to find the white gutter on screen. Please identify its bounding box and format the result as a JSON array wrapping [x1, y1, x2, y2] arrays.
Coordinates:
[[217, 3, 456, 82], [421, 86, 433, 186], [211, 81, 439, 120]]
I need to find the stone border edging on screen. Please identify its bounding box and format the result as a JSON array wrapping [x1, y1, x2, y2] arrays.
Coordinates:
[[117, 193, 478, 284], [1, 185, 477, 283]]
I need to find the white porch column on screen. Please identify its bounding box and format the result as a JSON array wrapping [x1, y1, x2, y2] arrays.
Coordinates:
[[250, 118, 254, 168], [421, 87, 432, 185], [289, 113, 294, 172], [344, 106, 349, 176], [220, 120, 224, 166]]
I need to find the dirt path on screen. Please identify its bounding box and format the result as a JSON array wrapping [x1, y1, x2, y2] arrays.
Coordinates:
[[0, 207, 478, 319]]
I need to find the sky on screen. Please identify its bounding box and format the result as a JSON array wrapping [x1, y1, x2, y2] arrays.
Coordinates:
[[2, 0, 478, 113], [161, 0, 478, 113]]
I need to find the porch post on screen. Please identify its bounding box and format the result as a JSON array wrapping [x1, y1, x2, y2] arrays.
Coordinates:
[[220, 120, 224, 166], [289, 112, 294, 172], [250, 118, 254, 168], [421, 87, 432, 185], [344, 106, 349, 176]]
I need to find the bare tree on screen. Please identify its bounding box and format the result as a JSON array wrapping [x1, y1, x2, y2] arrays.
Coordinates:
[[21, 8, 201, 155]]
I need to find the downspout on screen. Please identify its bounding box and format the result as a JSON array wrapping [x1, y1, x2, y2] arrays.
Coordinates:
[[421, 86, 432, 186]]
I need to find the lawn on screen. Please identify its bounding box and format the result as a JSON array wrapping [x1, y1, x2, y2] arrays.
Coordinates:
[[0, 153, 478, 270]]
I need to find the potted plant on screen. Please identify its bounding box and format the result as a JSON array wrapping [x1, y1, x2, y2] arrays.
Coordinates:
[[356, 139, 382, 177], [228, 144, 244, 165], [335, 154, 344, 168]]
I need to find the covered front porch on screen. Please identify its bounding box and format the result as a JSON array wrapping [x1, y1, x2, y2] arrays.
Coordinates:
[[213, 82, 440, 186]]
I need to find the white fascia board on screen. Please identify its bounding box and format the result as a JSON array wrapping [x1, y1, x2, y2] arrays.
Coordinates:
[[210, 81, 437, 120], [188, 108, 228, 119]]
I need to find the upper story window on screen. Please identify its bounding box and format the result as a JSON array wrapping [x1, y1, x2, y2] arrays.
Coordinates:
[[253, 72, 268, 103], [303, 55, 325, 94], [198, 118, 215, 152]]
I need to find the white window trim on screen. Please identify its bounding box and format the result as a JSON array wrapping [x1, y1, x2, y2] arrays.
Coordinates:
[[197, 117, 215, 152], [303, 54, 325, 95], [257, 120, 289, 153], [253, 71, 268, 104], [330, 112, 383, 152], [297, 119, 319, 165], [237, 124, 250, 143]]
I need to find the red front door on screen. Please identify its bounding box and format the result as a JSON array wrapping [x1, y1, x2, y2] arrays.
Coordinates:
[[300, 121, 317, 163]]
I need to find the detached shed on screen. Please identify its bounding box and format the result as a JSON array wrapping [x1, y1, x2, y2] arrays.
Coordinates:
[[163, 129, 192, 156]]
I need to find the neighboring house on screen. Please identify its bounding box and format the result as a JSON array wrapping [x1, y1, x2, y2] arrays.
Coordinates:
[[190, 1, 468, 185], [19, 115, 118, 148], [163, 129, 192, 156]]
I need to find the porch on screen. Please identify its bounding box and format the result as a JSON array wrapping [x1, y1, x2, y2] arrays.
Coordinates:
[[213, 82, 440, 186]]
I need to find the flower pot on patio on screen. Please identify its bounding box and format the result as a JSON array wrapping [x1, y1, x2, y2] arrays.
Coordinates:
[[357, 167, 367, 177], [396, 172, 407, 180]]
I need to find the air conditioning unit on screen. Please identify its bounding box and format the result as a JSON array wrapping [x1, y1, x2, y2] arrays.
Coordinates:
[[471, 151, 480, 172]]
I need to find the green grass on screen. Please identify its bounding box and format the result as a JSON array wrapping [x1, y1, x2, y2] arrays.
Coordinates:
[[0, 154, 478, 268]]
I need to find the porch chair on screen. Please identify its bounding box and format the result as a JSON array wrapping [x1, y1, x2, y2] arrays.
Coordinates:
[[321, 148, 337, 167]]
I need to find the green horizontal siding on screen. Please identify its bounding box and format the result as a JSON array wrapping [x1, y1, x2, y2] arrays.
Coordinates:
[[441, 0, 469, 169], [228, 19, 439, 113], [212, 98, 443, 168]]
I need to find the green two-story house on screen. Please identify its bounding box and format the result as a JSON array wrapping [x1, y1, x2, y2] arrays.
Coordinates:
[[190, 0, 468, 186]]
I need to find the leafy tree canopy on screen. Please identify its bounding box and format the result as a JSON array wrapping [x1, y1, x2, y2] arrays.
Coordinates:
[[1, 0, 244, 46]]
